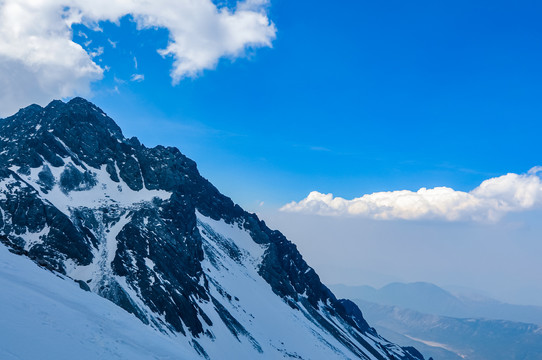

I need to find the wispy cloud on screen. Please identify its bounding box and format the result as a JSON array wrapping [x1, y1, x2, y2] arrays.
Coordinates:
[[130, 74, 144, 82], [89, 47, 104, 58], [281, 167, 542, 222]]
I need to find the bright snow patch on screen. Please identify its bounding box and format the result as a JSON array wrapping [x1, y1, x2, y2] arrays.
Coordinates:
[[26, 162, 171, 214], [0, 245, 199, 360]]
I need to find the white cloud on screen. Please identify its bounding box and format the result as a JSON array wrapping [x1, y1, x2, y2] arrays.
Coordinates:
[[130, 74, 144, 82], [0, 0, 276, 116], [89, 47, 104, 58], [281, 167, 542, 222]]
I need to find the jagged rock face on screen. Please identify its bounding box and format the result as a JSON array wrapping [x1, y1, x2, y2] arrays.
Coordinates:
[[0, 98, 424, 360]]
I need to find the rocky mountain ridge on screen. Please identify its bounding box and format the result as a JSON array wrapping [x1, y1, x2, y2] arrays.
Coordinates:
[[0, 97, 425, 359]]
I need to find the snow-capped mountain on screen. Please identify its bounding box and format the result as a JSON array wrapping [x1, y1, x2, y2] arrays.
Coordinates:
[[0, 97, 424, 360]]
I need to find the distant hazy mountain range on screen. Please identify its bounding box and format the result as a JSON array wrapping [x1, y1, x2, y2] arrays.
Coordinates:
[[331, 282, 542, 360], [331, 282, 542, 326]]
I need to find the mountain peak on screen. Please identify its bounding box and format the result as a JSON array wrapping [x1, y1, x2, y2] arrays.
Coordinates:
[[16, 103, 43, 115], [67, 96, 94, 106], [0, 98, 129, 173], [40, 97, 104, 112], [0, 97, 425, 360], [3, 98, 119, 135]]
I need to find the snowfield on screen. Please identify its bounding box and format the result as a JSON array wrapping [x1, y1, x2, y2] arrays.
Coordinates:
[[0, 245, 198, 360]]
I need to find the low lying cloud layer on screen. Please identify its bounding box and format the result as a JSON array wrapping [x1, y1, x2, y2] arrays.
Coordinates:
[[0, 0, 276, 116], [281, 167, 542, 222]]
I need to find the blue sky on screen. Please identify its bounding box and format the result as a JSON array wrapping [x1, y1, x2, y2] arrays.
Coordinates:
[[1, 0, 542, 305], [82, 0, 542, 208]]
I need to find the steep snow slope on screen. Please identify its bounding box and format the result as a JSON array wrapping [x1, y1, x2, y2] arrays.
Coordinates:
[[194, 213, 409, 359], [0, 244, 198, 360]]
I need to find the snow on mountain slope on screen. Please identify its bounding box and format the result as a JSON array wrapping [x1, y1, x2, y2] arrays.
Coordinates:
[[0, 98, 425, 360], [195, 213, 405, 359], [0, 244, 198, 360]]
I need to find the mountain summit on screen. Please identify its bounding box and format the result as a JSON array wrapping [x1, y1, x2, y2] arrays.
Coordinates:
[[0, 98, 425, 359]]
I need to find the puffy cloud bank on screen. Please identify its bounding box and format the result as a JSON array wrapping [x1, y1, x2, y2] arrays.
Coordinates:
[[0, 0, 276, 116], [281, 167, 542, 222]]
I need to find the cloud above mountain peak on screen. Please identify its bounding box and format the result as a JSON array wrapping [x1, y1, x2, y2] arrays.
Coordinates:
[[0, 0, 276, 116]]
